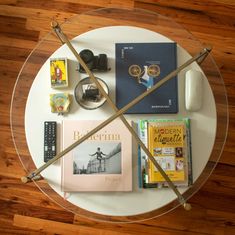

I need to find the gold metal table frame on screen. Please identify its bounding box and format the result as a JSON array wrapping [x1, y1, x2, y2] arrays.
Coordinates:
[[10, 8, 228, 223]]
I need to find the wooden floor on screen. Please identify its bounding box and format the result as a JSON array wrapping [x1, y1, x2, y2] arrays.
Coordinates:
[[1, 0, 235, 234]]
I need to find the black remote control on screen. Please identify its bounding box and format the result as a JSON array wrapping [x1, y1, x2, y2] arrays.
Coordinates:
[[44, 121, 57, 162]]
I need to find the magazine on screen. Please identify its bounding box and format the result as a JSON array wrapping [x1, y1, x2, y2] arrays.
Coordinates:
[[61, 119, 132, 192], [115, 42, 178, 114], [138, 119, 192, 188]]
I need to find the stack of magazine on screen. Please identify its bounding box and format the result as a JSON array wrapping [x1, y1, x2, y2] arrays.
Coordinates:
[[137, 119, 192, 188]]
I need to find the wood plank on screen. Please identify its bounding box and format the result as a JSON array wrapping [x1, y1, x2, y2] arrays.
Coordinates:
[[0, 5, 74, 19], [135, 1, 235, 38], [0, 15, 39, 41], [16, 0, 99, 14], [13, 214, 132, 235], [136, 0, 235, 16], [74, 203, 235, 235], [0, 0, 17, 4], [0, 200, 74, 224], [56, 0, 134, 8]]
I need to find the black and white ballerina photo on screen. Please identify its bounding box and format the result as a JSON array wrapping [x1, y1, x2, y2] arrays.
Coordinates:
[[73, 142, 122, 175]]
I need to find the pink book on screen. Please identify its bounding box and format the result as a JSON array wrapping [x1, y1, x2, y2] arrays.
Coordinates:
[[61, 119, 132, 192]]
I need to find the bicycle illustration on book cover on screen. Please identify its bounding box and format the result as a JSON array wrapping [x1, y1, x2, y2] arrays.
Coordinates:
[[128, 64, 160, 90]]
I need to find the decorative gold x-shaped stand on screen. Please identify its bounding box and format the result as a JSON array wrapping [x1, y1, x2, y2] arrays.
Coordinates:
[[21, 21, 212, 211]]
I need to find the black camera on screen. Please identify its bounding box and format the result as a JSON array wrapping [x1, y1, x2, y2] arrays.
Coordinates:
[[81, 84, 101, 102], [79, 49, 109, 73]]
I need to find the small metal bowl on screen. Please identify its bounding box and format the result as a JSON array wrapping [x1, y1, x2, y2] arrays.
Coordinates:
[[74, 77, 109, 110]]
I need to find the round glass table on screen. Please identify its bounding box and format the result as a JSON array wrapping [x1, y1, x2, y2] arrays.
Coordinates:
[[10, 8, 228, 222]]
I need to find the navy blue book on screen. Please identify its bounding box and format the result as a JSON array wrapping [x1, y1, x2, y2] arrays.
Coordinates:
[[115, 43, 178, 114]]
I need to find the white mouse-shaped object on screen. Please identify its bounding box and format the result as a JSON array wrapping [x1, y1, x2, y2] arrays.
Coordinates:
[[185, 70, 203, 111]]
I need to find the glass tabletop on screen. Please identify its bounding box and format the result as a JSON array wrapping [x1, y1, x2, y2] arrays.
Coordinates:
[[10, 7, 228, 222]]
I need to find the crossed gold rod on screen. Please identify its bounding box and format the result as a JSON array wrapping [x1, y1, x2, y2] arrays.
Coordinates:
[[21, 21, 211, 210]]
